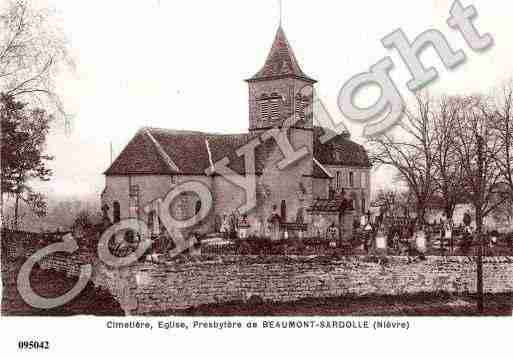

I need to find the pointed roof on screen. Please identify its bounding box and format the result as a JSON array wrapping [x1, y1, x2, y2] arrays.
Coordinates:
[[247, 26, 316, 83]]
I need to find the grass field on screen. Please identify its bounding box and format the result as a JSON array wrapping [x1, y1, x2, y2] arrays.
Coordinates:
[[146, 292, 512, 317]]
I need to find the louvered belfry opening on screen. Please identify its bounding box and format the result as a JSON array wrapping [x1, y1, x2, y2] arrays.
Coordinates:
[[247, 25, 316, 131]]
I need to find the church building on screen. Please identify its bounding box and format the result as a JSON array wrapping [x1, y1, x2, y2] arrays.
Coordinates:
[[101, 25, 371, 240]]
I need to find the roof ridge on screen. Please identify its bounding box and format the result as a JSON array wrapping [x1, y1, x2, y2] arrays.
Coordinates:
[[204, 138, 215, 173], [143, 129, 181, 172], [142, 126, 207, 136], [143, 126, 252, 138], [313, 158, 333, 178]]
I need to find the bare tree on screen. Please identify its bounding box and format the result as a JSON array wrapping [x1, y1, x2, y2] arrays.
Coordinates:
[[431, 96, 466, 220], [372, 188, 415, 219], [453, 95, 506, 229], [452, 94, 509, 313], [368, 94, 437, 224], [0, 0, 74, 120], [490, 83, 513, 203]]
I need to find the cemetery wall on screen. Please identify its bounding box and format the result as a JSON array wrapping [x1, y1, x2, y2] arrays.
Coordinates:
[[92, 255, 513, 315], [38, 253, 85, 277]]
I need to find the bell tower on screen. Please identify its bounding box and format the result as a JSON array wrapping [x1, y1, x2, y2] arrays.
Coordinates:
[[246, 26, 316, 132]]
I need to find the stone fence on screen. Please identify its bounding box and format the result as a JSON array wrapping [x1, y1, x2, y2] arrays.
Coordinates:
[[38, 254, 86, 277], [91, 255, 513, 315]]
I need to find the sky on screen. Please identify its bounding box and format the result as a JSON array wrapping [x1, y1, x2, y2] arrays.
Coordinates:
[[33, 0, 513, 200]]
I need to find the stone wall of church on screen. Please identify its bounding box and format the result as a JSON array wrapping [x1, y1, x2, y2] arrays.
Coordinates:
[[312, 177, 330, 199], [101, 174, 216, 234], [102, 175, 171, 221], [211, 175, 251, 228], [254, 129, 314, 227]]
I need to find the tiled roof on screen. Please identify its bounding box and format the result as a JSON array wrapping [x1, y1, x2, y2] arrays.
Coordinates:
[[150, 128, 211, 174], [248, 26, 316, 83], [105, 126, 372, 176], [313, 127, 371, 168], [104, 129, 177, 175], [207, 133, 277, 175], [105, 128, 274, 176]]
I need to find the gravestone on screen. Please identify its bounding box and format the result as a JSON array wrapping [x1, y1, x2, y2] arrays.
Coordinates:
[[375, 229, 387, 252], [415, 230, 427, 253]]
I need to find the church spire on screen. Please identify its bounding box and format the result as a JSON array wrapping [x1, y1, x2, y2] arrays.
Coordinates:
[[246, 18, 316, 131], [247, 25, 316, 83], [279, 0, 282, 27]]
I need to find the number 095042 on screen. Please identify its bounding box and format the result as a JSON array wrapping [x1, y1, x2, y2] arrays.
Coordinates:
[[18, 340, 50, 350]]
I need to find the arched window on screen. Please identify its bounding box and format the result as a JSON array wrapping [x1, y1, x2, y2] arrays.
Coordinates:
[[113, 201, 121, 223], [280, 200, 287, 222], [148, 210, 155, 230], [175, 194, 188, 220], [124, 229, 135, 243], [129, 185, 140, 219], [350, 192, 358, 212]]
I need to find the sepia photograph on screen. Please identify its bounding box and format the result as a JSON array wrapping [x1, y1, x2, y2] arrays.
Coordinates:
[[0, 0, 512, 357]]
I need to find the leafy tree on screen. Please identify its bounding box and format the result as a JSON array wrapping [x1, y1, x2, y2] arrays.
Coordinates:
[[1, 94, 53, 229], [0, 0, 73, 228]]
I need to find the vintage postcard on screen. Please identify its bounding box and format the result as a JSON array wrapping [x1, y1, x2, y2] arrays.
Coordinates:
[[1, 0, 512, 357]]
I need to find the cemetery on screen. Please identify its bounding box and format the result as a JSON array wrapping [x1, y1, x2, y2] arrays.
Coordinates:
[[2, 219, 513, 316]]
